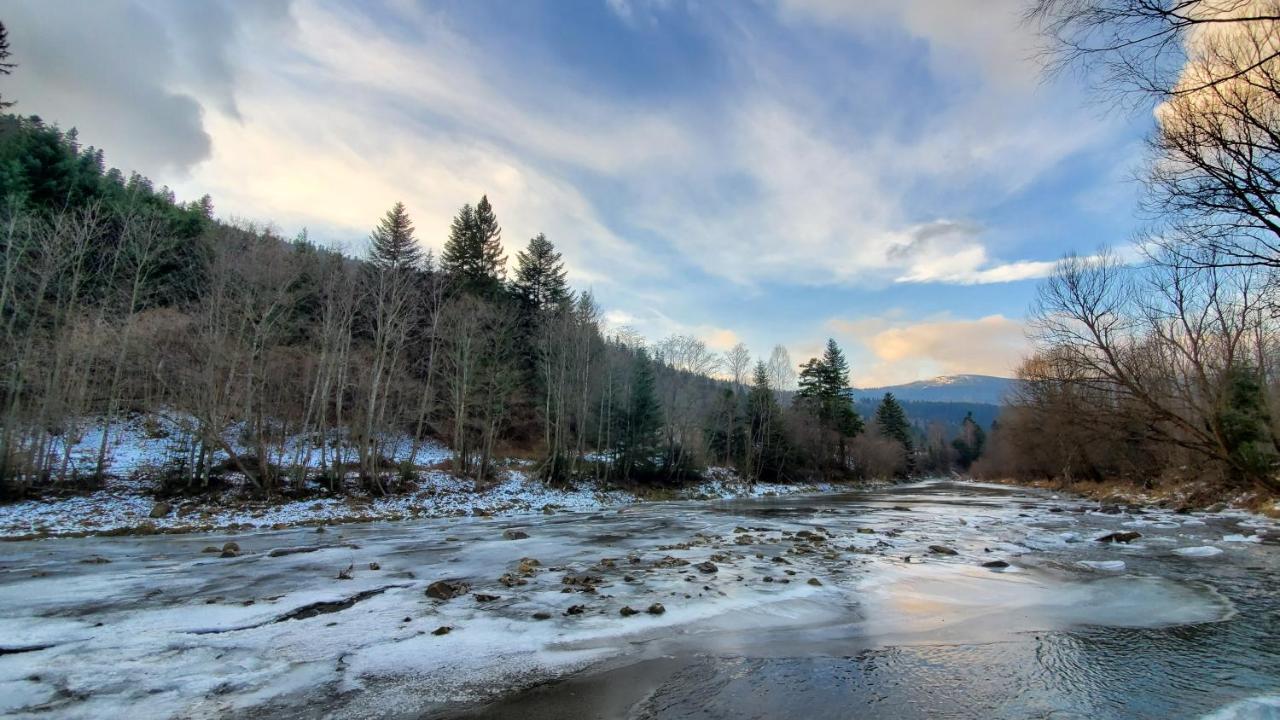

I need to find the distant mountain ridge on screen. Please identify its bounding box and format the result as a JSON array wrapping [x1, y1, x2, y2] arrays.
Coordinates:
[[852, 374, 1017, 406]]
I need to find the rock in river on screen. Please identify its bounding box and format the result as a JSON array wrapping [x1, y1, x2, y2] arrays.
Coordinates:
[[503, 529, 530, 540], [928, 545, 958, 556], [696, 561, 719, 574], [1096, 531, 1142, 544], [426, 579, 471, 600]]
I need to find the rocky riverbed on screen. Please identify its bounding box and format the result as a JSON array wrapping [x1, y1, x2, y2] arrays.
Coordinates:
[[1, 479, 1278, 719]]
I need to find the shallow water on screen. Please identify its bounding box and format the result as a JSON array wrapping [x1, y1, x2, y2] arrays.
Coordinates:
[[1, 480, 1278, 719]]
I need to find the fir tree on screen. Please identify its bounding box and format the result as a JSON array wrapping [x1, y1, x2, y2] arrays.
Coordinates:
[[368, 201, 421, 271], [513, 233, 569, 310], [795, 339, 861, 474], [1216, 364, 1278, 482]]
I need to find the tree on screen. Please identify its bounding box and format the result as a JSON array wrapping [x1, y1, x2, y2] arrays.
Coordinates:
[[951, 411, 986, 471], [1031, 1, 1280, 270], [794, 339, 862, 476], [0, 21, 14, 109], [513, 233, 569, 310], [875, 392, 914, 476], [368, 201, 421, 271], [747, 360, 791, 482], [724, 342, 752, 391], [615, 348, 662, 482], [441, 195, 506, 293]]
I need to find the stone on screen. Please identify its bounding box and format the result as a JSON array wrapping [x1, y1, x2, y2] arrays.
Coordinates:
[[499, 573, 528, 587], [149, 502, 172, 519], [201, 546, 220, 554], [532, 611, 552, 620], [369, 562, 381, 570], [982, 560, 1010, 568], [856, 528, 876, 534], [474, 593, 501, 602], [647, 603, 666, 615], [503, 529, 530, 540], [696, 561, 718, 574], [426, 579, 471, 600], [807, 578, 822, 586], [1096, 531, 1142, 544], [619, 606, 639, 617], [222, 542, 240, 553], [432, 626, 452, 636], [219, 549, 239, 558], [928, 545, 958, 555], [564, 604, 587, 615]]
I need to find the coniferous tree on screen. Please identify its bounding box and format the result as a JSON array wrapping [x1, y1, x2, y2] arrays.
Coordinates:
[[795, 339, 861, 475], [442, 196, 506, 293], [951, 411, 986, 470], [0, 21, 14, 109], [368, 201, 421, 270], [616, 348, 662, 482], [748, 360, 791, 481], [875, 392, 914, 475], [513, 233, 569, 310]]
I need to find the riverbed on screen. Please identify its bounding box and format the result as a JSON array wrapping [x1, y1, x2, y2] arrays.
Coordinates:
[[1, 480, 1278, 719]]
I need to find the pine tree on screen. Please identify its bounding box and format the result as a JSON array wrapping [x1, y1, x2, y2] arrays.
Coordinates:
[[441, 195, 506, 293], [368, 202, 421, 271], [513, 233, 569, 310], [1216, 364, 1278, 483]]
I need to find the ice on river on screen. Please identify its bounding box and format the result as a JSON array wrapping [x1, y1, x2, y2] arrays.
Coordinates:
[[0, 479, 1271, 719]]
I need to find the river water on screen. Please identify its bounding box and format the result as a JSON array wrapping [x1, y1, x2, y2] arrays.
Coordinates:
[[1, 480, 1278, 719]]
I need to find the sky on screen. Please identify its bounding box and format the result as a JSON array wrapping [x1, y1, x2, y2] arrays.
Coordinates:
[[3, 0, 1153, 386]]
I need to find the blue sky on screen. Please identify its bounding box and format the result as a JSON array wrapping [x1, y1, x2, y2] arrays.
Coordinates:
[[6, 0, 1153, 384]]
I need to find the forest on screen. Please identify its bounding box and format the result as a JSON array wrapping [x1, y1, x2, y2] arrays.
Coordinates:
[[0, 113, 985, 501]]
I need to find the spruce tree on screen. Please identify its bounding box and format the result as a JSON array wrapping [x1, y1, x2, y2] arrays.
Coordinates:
[[748, 360, 791, 481], [513, 233, 569, 310], [441, 195, 507, 293], [368, 201, 421, 271], [875, 392, 914, 475], [616, 349, 662, 481]]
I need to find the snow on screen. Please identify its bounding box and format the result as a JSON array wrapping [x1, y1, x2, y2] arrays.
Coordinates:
[[1078, 560, 1127, 571], [1173, 545, 1226, 558], [0, 477, 1260, 718]]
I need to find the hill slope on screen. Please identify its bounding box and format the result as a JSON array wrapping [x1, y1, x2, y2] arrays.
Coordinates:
[[852, 374, 1016, 405]]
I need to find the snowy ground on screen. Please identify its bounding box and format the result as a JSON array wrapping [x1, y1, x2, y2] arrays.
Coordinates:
[[1, 479, 1277, 719], [1, 415, 845, 539]]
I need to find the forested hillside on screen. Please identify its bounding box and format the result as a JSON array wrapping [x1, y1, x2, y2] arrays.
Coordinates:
[[0, 111, 992, 501]]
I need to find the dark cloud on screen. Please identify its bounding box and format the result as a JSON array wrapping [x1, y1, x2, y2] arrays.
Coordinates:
[[886, 219, 983, 261], [1, 0, 292, 178]]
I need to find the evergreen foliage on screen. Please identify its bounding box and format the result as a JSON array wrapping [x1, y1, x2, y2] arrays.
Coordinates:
[[367, 201, 421, 270], [442, 195, 506, 294], [513, 233, 569, 310]]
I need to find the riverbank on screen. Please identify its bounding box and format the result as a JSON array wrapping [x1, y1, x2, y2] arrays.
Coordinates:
[[979, 475, 1280, 519], [0, 467, 853, 541]]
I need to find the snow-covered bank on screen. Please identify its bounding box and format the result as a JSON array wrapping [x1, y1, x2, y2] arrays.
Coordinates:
[[1, 413, 855, 539], [0, 473, 850, 539]]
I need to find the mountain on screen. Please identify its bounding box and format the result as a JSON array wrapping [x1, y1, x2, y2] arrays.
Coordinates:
[[852, 374, 1017, 406]]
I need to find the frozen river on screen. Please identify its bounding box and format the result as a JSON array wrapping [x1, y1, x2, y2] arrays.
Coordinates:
[[1, 479, 1278, 719]]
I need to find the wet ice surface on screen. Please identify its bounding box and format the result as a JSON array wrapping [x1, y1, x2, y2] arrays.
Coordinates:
[[1, 480, 1279, 719]]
